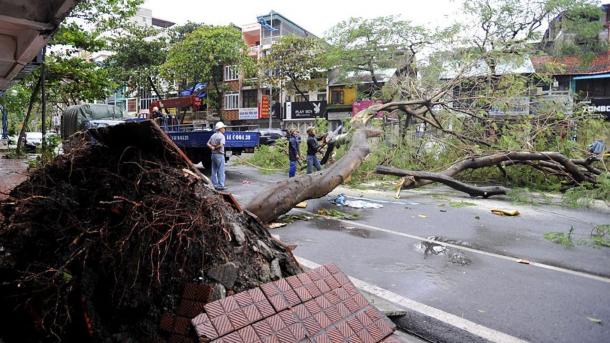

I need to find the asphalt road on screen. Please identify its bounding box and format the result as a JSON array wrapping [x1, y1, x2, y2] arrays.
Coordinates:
[[225, 164, 610, 343]]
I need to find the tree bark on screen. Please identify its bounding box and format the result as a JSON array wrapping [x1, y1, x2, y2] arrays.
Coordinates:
[[376, 166, 509, 198], [246, 128, 381, 223], [16, 78, 42, 156], [388, 151, 598, 193]]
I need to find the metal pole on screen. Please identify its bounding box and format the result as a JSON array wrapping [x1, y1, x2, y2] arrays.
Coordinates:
[[41, 46, 47, 152], [268, 11, 273, 129]]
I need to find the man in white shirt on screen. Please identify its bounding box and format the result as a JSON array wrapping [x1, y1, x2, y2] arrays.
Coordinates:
[[207, 122, 227, 190]]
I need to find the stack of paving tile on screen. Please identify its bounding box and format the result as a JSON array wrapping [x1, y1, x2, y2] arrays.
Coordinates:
[[191, 264, 399, 342]]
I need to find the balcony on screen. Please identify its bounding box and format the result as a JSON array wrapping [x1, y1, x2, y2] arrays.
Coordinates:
[[248, 45, 260, 57]]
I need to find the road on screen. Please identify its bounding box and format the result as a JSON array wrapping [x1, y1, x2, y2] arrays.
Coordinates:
[[225, 164, 610, 343]]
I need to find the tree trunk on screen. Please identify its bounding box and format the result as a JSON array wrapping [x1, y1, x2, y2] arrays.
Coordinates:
[[376, 166, 509, 198], [16, 78, 42, 156], [246, 125, 381, 223]]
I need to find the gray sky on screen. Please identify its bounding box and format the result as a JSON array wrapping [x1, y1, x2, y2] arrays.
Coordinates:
[[142, 0, 460, 36]]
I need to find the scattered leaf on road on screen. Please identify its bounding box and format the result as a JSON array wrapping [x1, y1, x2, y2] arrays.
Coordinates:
[[418, 214, 427, 218], [440, 209, 447, 213], [491, 208, 520, 216]]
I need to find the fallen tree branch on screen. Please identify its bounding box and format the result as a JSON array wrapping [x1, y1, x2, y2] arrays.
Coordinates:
[[376, 166, 509, 198]]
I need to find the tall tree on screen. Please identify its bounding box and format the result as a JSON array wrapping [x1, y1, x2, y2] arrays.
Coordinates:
[[162, 25, 254, 119], [259, 35, 326, 102]]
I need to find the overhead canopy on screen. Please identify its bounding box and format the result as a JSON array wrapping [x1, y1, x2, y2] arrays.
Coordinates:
[[0, 0, 78, 92]]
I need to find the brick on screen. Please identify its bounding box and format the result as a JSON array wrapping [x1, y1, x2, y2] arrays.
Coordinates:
[[227, 309, 249, 330], [313, 333, 332, 343], [333, 273, 350, 286], [253, 319, 273, 338], [365, 307, 383, 322], [376, 318, 394, 336], [314, 312, 331, 329], [261, 335, 280, 343], [324, 276, 341, 289], [297, 273, 313, 285], [283, 288, 301, 307], [302, 316, 322, 336], [211, 314, 233, 336], [347, 317, 364, 333], [238, 326, 260, 343], [261, 283, 280, 298], [325, 264, 340, 274], [355, 312, 373, 327], [276, 327, 296, 343], [306, 282, 323, 298], [336, 303, 351, 319], [336, 321, 355, 338], [304, 299, 322, 315], [182, 283, 199, 301], [243, 304, 263, 323], [274, 279, 291, 292], [343, 283, 359, 296], [269, 294, 289, 312], [324, 306, 341, 323], [279, 310, 298, 326], [381, 335, 401, 343], [344, 298, 359, 313], [234, 291, 254, 307], [193, 314, 218, 339], [269, 313, 287, 331], [307, 269, 323, 281], [292, 304, 311, 320], [294, 286, 313, 302], [356, 329, 375, 343], [159, 312, 175, 333], [219, 297, 239, 313], [286, 275, 302, 289], [315, 280, 331, 294], [223, 331, 243, 343], [316, 296, 332, 310], [335, 288, 350, 301], [315, 266, 331, 278], [289, 322, 307, 341], [368, 323, 384, 341], [177, 300, 199, 318], [353, 294, 368, 309], [249, 288, 266, 302], [326, 327, 343, 343], [325, 292, 341, 305], [204, 300, 225, 318], [256, 299, 276, 317]]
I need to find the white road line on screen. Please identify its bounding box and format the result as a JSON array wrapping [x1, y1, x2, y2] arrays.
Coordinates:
[[296, 256, 528, 343], [294, 209, 610, 284]]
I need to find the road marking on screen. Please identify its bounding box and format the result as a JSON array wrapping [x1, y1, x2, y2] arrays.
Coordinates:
[[296, 256, 528, 343], [294, 209, 610, 284]]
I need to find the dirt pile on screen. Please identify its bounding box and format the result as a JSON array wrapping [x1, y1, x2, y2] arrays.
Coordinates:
[[0, 121, 301, 342]]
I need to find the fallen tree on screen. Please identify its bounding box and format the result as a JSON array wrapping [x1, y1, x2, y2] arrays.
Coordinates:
[[376, 152, 604, 197], [0, 121, 300, 342]]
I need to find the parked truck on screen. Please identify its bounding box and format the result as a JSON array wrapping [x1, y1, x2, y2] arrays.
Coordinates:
[[60, 103, 260, 169]]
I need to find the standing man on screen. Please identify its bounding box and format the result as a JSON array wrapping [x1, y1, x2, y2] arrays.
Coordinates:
[[207, 122, 227, 190], [288, 128, 300, 177], [306, 127, 322, 174]]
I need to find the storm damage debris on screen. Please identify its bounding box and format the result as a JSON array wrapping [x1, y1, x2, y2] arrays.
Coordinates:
[[0, 121, 301, 342]]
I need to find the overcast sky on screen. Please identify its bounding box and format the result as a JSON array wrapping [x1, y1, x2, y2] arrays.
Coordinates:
[[142, 0, 461, 36]]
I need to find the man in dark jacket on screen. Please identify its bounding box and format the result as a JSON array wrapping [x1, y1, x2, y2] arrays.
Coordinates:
[[288, 128, 300, 177], [306, 127, 322, 174]]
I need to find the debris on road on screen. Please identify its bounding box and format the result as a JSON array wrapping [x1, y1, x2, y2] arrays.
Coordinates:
[[331, 194, 384, 209], [278, 213, 314, 224], [268, 222, 288, 229], [0, 122, 301, 342], [317, 208, 360, 220], [295, 201, 308, 208], [517, 259, 531, 264], [587, 316, 602, 324], [418, 214, 427, 218], [491, 208, 521, 216]]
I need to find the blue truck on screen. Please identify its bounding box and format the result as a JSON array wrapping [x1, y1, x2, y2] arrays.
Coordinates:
[[60, 104, 260, 169]]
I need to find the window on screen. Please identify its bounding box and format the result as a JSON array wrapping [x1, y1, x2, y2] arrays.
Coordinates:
[[242, 90, 258, 108], [331, 90, 344, 104], [224, 92, 239, 110], [224, 65, 239, 81], [317, 92, 327, 101], [295, 94, 309, 102]]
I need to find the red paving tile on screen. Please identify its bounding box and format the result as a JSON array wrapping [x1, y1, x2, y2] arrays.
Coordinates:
[[188, 264, 395, 343]]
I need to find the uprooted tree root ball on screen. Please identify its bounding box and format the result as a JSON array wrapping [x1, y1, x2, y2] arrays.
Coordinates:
[[0, 121, 301, 342]]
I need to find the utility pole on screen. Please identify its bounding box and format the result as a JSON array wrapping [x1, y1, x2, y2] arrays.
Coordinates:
[[41, 46, 47, 152]]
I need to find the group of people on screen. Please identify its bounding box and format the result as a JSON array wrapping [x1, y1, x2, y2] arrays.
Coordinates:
[[205, 122, 324, 191], [287, 126, 323, 178]]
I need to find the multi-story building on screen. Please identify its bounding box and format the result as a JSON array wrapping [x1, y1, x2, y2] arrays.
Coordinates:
[[221, 11, 322, 130]]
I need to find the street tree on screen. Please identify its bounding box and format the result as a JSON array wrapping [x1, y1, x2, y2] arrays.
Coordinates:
[[259, 35, 326, 103], [162, 25, 254, 119], [106, 23, 168, 101]]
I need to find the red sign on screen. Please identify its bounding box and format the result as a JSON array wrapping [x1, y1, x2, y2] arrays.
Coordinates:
[[259, 95, 270, 119]]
